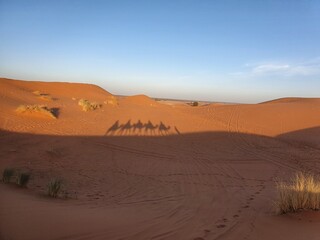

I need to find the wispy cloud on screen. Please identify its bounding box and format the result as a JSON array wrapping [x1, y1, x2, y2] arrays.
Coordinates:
[[231, 58, 320, 78], [252, 64, 290, 74]]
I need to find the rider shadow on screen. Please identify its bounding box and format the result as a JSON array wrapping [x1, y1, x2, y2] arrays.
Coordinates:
[[144, 121, 159, 135], [118, 120, 133, 135], [133, 120, 144, 135], [158, 121, 171, 135], [105, 120, 121, 135]]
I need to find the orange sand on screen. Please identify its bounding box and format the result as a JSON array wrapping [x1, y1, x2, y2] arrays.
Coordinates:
[[0, 78, 320, 240]]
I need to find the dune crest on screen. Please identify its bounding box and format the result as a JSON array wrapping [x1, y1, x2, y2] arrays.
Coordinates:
[[121, 94, 158, 106]]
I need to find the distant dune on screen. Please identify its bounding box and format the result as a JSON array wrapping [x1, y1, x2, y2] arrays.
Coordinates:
[[260, 97, 320, 104], [1, 78, 320, 240], [121, 94, 158, 106]]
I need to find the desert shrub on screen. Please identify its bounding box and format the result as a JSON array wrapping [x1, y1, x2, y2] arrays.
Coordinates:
[[16, 172, 30, 187], [38, 95, 53, 101], [2, 168, 14, 183], [47, 179, 62, 198], [32, 90, 41, 96], [78, 99, 101, 111], [104, 96, 118, 106], [191, 101, 199, 106], [16, 105, 57, 119], [276, 172, 320, 214]]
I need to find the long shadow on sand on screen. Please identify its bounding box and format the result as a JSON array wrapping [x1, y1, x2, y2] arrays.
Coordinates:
[[105, 120, 177, 136], [0, 127, 319, 240]]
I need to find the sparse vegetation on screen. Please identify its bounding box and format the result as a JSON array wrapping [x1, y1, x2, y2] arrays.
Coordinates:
[[16, 105, 57, 119], [78, 99, 101, 111], [47, 179, 63, 198], [38, 95, 53, 101], [2, 168, 14, 183], [16, 172, 30, 187], [32, 90, 41, 96], [104, 96, 118, 106], [276, 171, 320, 214], [32, 90, 54, 101], [191, 101, 199, 106]]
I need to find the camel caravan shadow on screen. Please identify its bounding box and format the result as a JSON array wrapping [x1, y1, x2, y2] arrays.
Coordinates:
[[105, 120, 180, 136]]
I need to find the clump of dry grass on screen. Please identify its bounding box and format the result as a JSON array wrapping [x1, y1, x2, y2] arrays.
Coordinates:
[[32, 90, 42, 96], [32, 90, 54, 101], [16, 172, 30, 187], [104, 96, 118, 106], [47, 179, 63, 198], [78, 99, 101, 111], [38, 95, 53, 101], [2, 168, 14, 183], [16, 105, 57, 119], [276, 171, 320, 214]]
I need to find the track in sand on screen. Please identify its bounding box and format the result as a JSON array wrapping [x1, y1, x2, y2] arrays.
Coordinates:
[[1, 78, 320, 240]]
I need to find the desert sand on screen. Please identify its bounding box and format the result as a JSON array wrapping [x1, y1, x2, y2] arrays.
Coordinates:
[[0, 78, 320, 240]]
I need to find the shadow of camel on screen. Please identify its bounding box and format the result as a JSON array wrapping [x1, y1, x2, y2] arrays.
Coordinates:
[[105, 120, 176, 136], [144, 121, 158, 135]]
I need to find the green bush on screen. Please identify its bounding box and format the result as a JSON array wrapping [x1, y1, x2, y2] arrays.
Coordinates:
[[16, 172, 30, 187], [47, 179, 62, 198], [2, 168, 14, 183]]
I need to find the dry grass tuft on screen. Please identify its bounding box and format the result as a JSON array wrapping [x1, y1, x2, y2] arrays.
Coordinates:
[[47, 179, 63, 198], [78, 99, 101, 111], [104, 96, 118, 106], [16, 105, 57, 119], [38, 95, 53, 101], [32, 90, 54, 101], [2, 168, 14, 183], [276, 171, 320, 214], [16, 172, 30, 187], [32, 90, 42, 96]]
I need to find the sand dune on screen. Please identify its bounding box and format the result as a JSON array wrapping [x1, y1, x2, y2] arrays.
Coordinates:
[[121, 94, 158, 106], [1, 78, 320, 240]]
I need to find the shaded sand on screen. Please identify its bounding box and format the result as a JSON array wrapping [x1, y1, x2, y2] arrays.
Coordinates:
[[0, 78, 320, 240]]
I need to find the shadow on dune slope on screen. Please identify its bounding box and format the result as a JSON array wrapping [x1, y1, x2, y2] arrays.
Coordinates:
[[1, 127, 320, 240], [277, 126, 320, 149]]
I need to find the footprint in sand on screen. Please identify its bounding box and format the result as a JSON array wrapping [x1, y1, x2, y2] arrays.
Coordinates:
[[216, 224, 226, 228]]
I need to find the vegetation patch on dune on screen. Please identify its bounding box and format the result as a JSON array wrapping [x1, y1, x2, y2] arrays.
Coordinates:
[[32, 90, 54, 101], [16, 105, 57, 119], [47, 179, 63, 198], [38, 95, 53, 101], [104, 95, 118, 106], [276, 172, 320, 214], [78, 99, 101, 111], [16, 172, 30, 187], [32, 90, 42, 96], [2, 168, 14, 183], [191, 101, 199, 106]]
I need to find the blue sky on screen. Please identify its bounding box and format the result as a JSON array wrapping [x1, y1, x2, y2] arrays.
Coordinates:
[[1, 0, 320, 103]]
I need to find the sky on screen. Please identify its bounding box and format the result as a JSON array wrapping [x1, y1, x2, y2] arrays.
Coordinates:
[[0, 0, 320, 103]]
